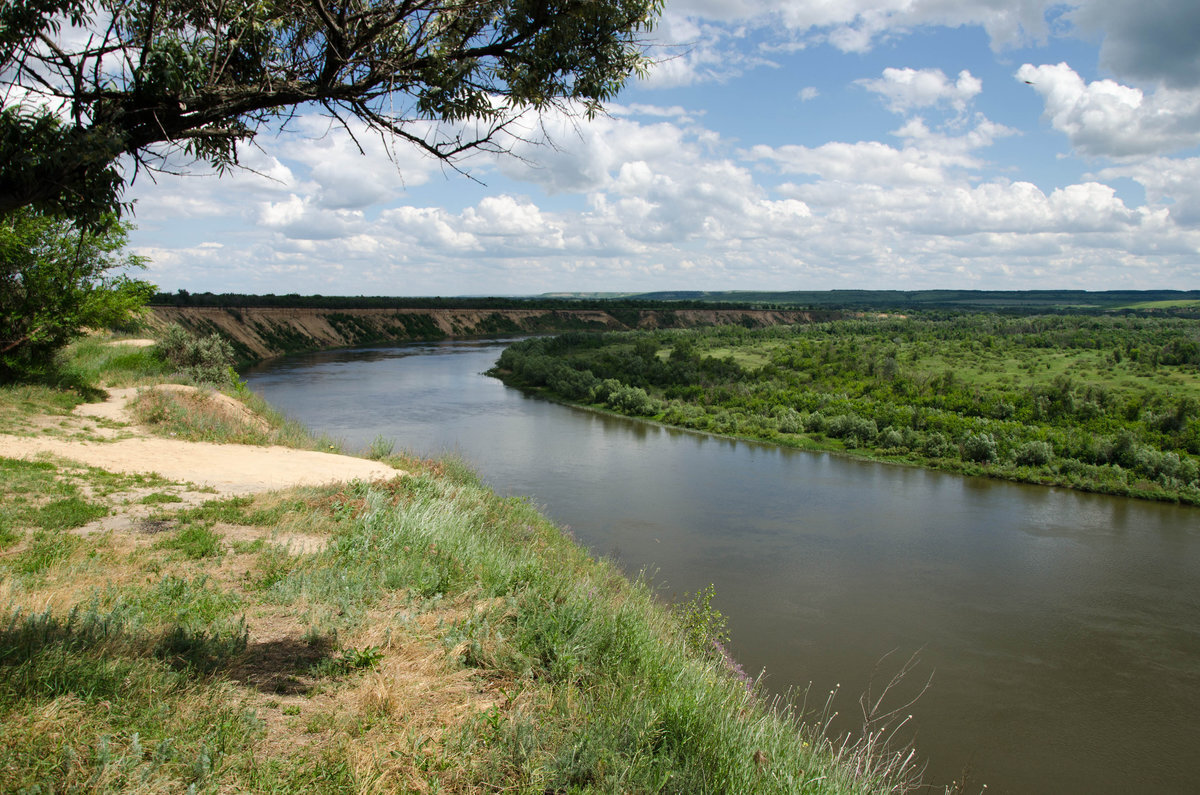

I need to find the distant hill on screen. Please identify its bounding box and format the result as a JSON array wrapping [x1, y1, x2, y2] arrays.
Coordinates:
[[608, 289, 1200, 310], [152, 289, 1200, 313]]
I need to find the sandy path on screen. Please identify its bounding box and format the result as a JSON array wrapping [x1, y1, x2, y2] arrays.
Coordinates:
[[0, 387, 401, 495]]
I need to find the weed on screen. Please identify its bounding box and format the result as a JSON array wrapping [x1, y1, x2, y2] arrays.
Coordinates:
[[156, 523, 224, 560], [33, 496, 107, 530], [11, 529, 85, 575], [311, 645, 385, 678], [678, 583, 730, 656], [367, 434, 396, 460], [139, 491, 183, 505]]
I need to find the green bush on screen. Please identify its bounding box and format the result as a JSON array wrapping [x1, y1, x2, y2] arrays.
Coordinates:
[[921, 432, 953, 458], [962, 432, 999, 463], [607, 384, 656, 415], [157, 324, 235, 385], [1014, 440, 1054, 467]]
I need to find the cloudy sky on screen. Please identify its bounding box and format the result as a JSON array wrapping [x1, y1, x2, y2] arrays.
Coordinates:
[[127, 0, 1200, 296]]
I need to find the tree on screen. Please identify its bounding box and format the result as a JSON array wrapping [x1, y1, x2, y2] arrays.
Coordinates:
[[0, 208, 154, 381], [1, 0, 663, 222]]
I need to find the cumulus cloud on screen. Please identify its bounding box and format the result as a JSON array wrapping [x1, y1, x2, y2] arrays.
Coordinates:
[[1097, 157, 1200, 226], [747, 115, 1013, 185], [257, 195, 364, 240], [127, 75, 1200, 295], [1017, 63, 1200, 158], [859, 68, 982, 114], [659, 0, 1058, 57], [1069, 0, 1200, 88], [275, 117, 440, 209]]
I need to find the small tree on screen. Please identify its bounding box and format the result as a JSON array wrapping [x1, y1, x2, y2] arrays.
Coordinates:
[[0, 209, 154, 382]]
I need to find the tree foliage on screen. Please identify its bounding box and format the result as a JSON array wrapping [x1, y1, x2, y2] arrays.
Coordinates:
[[1, 0, 663, 222], [493, 315, 1200, 504], [0, 208, 154, 381]]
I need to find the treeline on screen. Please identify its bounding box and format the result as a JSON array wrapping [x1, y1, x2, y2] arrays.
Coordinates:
[[630, 289, 1200, 313], [149, 290, 760, 312], [490, 314, 1200, 504], [151, 289, 1200, 315]]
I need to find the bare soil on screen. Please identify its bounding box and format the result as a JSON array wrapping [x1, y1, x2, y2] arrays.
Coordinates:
[[0, 385, 401, 495]]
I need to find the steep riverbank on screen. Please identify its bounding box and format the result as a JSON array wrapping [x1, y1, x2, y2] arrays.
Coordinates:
[[149, 305, 835, 362]]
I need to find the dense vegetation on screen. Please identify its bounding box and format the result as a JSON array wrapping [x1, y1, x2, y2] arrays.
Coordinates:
[[627, 290, 1200, 312], [491, 313, 1200, 504], [1, 209, 153, 383]]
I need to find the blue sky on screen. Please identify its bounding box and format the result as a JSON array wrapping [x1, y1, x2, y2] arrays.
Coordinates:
[[126, 0, 1200, 296]]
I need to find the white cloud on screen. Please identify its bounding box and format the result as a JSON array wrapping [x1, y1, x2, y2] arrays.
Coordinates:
[[662, 0, 1059, 55], [859, 68, 982, 114], [746, 115, 1013, 186], [1017, 62, 1200, 158], [125, 74, 1200, 295], [799, 87, 820, 101], [256, 195, 364, 240], [276, 117, 439, 209], [1098, 156, 1200, 226]]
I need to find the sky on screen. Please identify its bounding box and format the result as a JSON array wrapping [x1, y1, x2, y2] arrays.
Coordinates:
[[124, 0, 1200, 296]]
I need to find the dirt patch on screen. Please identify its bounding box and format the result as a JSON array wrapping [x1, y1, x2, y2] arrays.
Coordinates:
[[0, 386, 402, 496], [103, 338, 157, 348]]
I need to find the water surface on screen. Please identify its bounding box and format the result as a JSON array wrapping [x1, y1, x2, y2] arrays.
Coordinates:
[[244, 339, 1200, 794]]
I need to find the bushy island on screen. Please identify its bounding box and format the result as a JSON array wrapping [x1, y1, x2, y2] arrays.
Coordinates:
[[0, 334, 924, 793], [490, 313, 1200, 505]]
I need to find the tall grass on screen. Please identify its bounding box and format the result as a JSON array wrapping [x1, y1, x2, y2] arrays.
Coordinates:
[[128, 384, 344, 451], [252, 462, 925, 793]]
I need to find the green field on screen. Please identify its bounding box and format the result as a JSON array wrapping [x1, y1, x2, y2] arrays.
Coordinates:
[[492, 313, 1200, 505]]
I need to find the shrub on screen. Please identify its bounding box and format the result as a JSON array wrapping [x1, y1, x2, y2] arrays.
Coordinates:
[[1014, 440, 1054, 467], [590, 378, 623, 404], [962, 432, 998, 463], [607, 385, 656, 416], [157, 324, 235, 385], [876, 426, 905, 450], [825, 413, 877, 443]]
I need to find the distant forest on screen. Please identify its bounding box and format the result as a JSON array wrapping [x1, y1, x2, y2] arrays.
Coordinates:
[[152, 289, 1200, 314]]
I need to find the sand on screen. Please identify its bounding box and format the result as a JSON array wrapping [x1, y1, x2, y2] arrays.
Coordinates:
[[0, 386, 401, 495]]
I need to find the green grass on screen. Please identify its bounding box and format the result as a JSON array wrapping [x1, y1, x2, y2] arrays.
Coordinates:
[[60, 335, 172, 387], [155, 522, 225, 560], [1124, 299, 1200, 309], [128, 383, 345, 452]]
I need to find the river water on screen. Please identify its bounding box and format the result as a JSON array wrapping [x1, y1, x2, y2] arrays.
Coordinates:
[[243, 339, 1200, 794]]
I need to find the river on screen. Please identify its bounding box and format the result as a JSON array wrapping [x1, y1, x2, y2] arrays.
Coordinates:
[[243, 338, 1200, 794]]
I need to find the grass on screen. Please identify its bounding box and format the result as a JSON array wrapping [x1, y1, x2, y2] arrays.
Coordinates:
[[0, 331, 928, 794], [128, 384, 344, 452]]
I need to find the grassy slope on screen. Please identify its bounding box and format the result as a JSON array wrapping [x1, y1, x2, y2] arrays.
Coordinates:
[[0, 336, 921, 793]]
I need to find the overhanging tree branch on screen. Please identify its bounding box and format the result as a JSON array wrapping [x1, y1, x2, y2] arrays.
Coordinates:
[[1, 0, 664, 222]]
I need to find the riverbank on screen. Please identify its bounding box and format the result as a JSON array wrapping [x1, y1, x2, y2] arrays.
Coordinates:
[[147, 305, 836, 362], [0, 335, 921, 793]]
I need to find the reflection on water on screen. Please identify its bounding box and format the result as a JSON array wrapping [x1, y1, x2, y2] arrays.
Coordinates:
[[244, 340, 1200, 795]]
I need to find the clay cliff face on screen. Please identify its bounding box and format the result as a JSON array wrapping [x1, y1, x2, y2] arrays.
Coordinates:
[[149, 306, 829, 362]]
